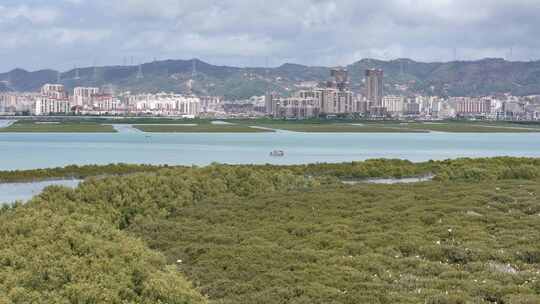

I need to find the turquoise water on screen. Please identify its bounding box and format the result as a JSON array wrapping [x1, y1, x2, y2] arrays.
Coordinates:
[[0, 179, 81, 204], [1, 132, 540, 170]]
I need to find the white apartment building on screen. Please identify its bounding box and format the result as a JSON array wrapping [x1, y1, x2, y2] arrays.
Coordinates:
[[73, 87, 99, 106], [403, 100, 421, 116], [298, 88, 355, 114], [31, 84, 71, 115], [90, 94, 124, 113], [41, 84, 66, 99], [129, 93, 201, 117], [453, 97, 494, 116], [200, 96, 222, 112], [0, 93, 38, 113], [33, 97, 70, 115], [269, 96, 321, 119], [382, 95, 405, 115]]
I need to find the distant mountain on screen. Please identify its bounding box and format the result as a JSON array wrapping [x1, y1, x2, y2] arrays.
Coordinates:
[[1, 58, 540, 99]]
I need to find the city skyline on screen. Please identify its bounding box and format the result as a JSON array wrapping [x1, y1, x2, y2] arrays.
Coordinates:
[[0, 1, 539, 71]]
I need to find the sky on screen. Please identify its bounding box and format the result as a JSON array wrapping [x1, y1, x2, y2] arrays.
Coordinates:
[[0, 0, 539, 72]]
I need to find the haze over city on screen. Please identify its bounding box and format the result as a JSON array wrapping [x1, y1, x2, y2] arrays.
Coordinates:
[[1, 0, 540, 71]]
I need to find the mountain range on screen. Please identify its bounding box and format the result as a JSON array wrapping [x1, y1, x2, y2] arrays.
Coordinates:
[[1, 58, 540, 100]]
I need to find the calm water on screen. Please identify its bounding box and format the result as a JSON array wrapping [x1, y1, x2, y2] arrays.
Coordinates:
[[1, 132, 540, 170], [343, 175, 435, 185], [0, 179, 81, 204]]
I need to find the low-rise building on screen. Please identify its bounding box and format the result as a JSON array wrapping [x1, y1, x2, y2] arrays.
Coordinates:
[[454, 97, 494, 117], [41, 84, 67, 99], [128, 93, 201, 117], [277, 97, 320, 119], [382, 95, 405, 116], [73, 87, 99, 106]]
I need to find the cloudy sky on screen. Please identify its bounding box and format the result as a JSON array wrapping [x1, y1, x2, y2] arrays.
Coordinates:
[[0, 0, 539, 71]]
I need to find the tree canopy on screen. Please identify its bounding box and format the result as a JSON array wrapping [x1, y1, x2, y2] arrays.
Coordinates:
[[1, 158, 540, 303]]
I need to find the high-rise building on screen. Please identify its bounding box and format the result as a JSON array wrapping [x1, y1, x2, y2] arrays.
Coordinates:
[[298, 88, 355, 115], [330, 68, 348, 92], [265, 92, 280, 116], [365, 69, 384, 107]]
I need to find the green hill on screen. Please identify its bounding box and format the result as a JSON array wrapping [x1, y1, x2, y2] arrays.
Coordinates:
[[2, 58, 540, 99]]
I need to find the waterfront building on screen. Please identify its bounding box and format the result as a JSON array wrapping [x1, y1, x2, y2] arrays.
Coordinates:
[[403, 99, 421, 116], [365, 69, 384, 108], [502, 101, 526, 120], [129, 93, 201, 117], [382, 95, 405, 116], [32, 84, 71, 115], [454, 97, 494, 117], [40, 84, 67, 99], [92, 94, 121, 113], [73, 87, 99, 106], [267, 96, 320, 119], [199, 96, 222, 112], [33, 97, 70, 115], [330, 68, 349, 92], [1, 93, 38, 114], [265, 92, 280, 116], [298, 88, 354, 115], [355, 96, 370, 115]]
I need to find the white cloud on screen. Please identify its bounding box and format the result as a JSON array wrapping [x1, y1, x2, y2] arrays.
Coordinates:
[[0, 28, 111, 50], [1, 0, 540, 71], [44, 28, 112, 45], [0, 5, 60, 24]]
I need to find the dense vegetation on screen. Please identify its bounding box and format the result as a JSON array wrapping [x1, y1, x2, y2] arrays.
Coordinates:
[[1, 158, 540, 303], [248, 120, 540, 133], [0, 121, 116, 133], [295, 157, 540, 182], [0, 200, 207, 304], [133, 124, 272, 133], [3, 157, 540, 183], [393, 123, 540, 133], [258, 123, 427, 133], [0, 163, 167, 183]]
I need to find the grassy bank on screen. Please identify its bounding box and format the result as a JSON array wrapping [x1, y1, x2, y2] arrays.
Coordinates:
[[133, 124, 273, 133], [1, 158, 540, 303], [394, 122, 540, 133], [0, 121, 116, 133], [256, 121, 540, 133], [2, 118, 540, 133], [258, 123, 428, 133]]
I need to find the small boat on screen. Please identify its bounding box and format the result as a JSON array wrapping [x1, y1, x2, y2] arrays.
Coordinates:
[[270, 150, 285, 157]]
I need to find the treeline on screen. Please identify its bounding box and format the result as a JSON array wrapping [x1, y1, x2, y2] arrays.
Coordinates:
[[3, 157, 540, 186], [245, 157, 540, 182], [2, 157, 540, 184], [0, 163, 170, 183], [431, 157, 540, 181]]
